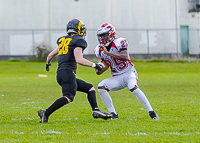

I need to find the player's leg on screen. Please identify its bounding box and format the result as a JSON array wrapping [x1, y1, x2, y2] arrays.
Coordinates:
[[98, 77, 125, 119], [38, 70, 76, 123], [76, 78, 99, 111], [76, 78, 111, 120], [127, 69, 159, 120]]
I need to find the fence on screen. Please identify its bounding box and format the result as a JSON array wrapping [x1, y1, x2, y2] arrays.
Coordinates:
[[0, 28, 199, 60]]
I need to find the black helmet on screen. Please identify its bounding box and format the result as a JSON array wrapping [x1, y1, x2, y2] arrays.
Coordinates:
[[66, 19, 87, 37]]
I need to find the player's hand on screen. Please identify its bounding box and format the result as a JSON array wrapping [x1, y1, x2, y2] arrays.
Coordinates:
[[94, 63, 103, 71], [46, 63, 51, 71], [100, 45, 109, 55], [95, 68, 104, 75]]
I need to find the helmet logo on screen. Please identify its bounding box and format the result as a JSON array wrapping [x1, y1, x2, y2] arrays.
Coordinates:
[[78, 21, 84, 36], [66, 19, 86, 37]]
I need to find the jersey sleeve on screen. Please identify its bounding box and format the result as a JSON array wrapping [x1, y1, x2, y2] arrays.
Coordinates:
[[114, 37, 129, 52], [75, 38, 87, 50]]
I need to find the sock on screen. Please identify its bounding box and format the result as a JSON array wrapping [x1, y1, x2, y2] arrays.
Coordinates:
[[132, 88, 153, 112], [45, 96, 68, 117], [98, 89, 117, 114], [87, 90, 99, 111]]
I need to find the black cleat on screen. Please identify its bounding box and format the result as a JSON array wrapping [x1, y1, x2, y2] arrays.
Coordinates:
[[92, 110, 112, 120], [149, 111, 159, 120], [111, 112, 119, 119], [38, 110, 48, 123]]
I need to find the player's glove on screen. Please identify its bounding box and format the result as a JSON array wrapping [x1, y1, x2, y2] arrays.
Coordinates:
[[46, 63, 51, 71], [92, 63, 103, 71]]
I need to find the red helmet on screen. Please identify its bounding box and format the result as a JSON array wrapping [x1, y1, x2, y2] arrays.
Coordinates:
[[97, 23, 116, 45]]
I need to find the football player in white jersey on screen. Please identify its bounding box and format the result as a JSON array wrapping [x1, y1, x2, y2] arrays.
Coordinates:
[[94, 23, 159, 120]]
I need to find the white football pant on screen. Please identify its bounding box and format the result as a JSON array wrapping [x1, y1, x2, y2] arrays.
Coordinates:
[[98, 68, 153, 114]]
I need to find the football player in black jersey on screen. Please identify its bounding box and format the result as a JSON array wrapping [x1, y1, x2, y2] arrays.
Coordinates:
[[38, 19, 112, 123]]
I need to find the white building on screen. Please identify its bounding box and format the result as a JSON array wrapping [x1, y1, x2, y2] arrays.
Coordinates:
[[0, 0, 199, 58]]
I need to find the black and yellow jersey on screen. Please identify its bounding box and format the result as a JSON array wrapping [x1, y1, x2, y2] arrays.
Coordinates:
[[56, 35, 87, 72]]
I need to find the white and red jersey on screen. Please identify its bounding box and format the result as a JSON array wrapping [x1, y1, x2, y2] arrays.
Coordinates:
[[94, 37, 134, 76]]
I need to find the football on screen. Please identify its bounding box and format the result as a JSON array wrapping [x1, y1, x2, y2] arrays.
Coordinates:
[[98, 60, 109, 72]]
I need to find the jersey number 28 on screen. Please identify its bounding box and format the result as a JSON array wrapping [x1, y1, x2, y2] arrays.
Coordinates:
[[58, 38, 72, 55]]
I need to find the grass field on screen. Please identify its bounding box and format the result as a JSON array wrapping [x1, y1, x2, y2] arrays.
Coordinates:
[[0, 61, 200, 143]]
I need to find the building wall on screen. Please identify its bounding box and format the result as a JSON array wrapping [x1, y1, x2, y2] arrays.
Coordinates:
[[0, 0, 199, 56], [0, 0, 177, 29]]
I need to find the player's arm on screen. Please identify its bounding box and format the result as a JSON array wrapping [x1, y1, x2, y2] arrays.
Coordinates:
[[46, 48, 58, 71], [100, 45, 128, 61], [74, 47, 102, 71]]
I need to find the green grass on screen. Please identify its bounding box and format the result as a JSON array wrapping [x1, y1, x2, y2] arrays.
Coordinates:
[[0, 61, 200, 143]]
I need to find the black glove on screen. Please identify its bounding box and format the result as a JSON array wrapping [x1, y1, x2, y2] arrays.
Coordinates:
[[94, 63, 103, 71], [46, 63, 51, 71]]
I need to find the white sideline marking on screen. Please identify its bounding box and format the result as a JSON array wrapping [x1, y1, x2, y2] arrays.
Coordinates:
[[102, 132, 110, 135], [1, 131, 199, 136], [135, 132, 147, 135], [41, 130, 62, 134], [164, 131, 189, 136], [126, 131, 133, 135], [12, 117, 36, 121], [10, 130, 24, 135], [11, 107, 23, 109], [126, 117, 137, 121], [21, 101, 38, 104]]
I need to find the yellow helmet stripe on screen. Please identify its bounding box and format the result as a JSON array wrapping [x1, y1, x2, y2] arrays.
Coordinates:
[[78, 21, 83, 35]]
